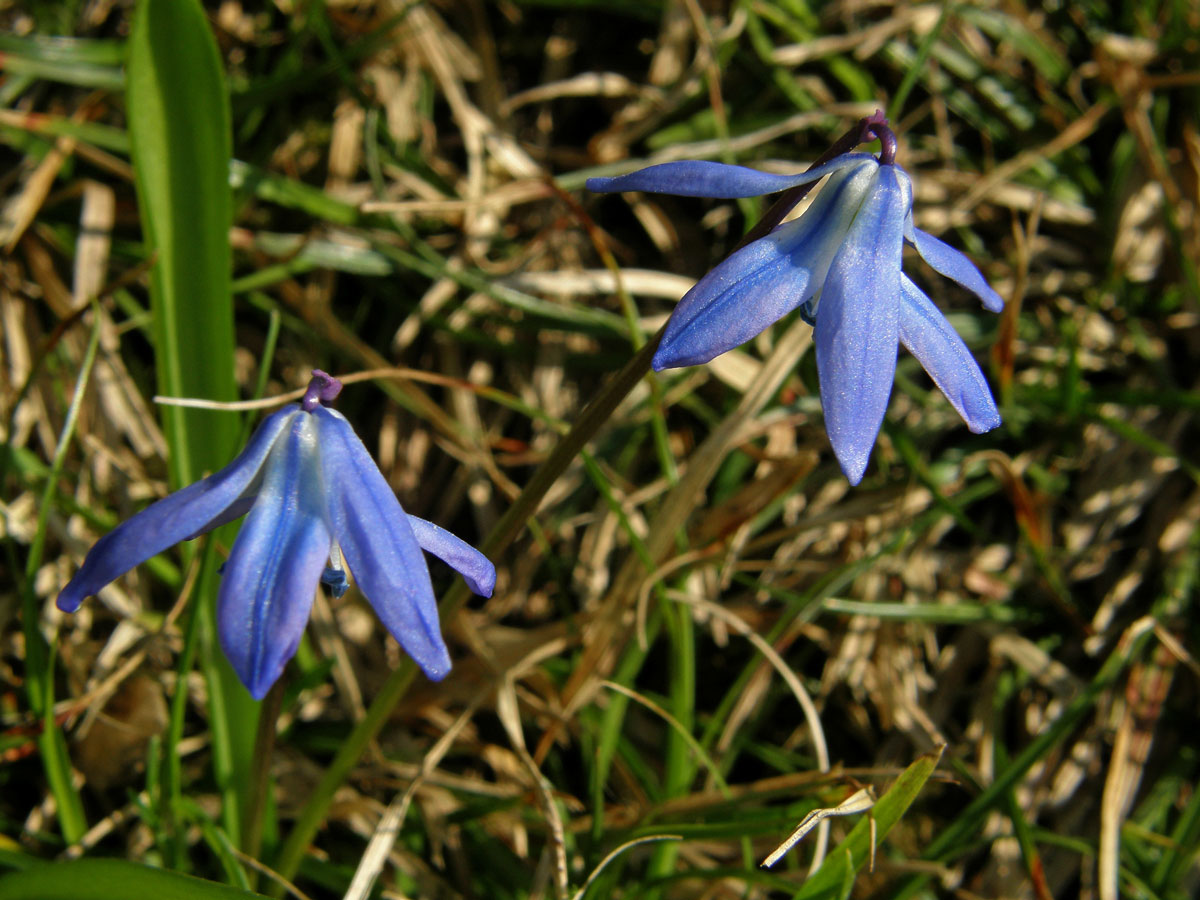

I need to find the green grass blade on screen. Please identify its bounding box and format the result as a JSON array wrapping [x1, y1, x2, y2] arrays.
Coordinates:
[[0, 859, 268, 900], [0, 35, 124, 90], [790, 747, 944, 899], [19, 310, 102, 845], [886, 3, 951, 121], [126, 0, 238, 480], [125, 0, 253, 850], [270, 663, 419, 889]]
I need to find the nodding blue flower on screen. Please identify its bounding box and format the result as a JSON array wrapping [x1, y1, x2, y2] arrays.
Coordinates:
[[587, 148, 1004, 485], [57, 371, 496, 699]]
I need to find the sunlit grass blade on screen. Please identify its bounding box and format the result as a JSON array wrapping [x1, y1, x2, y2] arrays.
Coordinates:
[[789, 747, 944, 899], [0, 33, 124, 90], [125, 0, 252, 853]]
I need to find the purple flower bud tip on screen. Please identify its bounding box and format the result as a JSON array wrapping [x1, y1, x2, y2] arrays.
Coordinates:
[[302, 369, 343, 411]]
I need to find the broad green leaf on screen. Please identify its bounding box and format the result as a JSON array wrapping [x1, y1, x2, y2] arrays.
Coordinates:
[[126, 0, 238, 480], [125, 0, 255, 851]]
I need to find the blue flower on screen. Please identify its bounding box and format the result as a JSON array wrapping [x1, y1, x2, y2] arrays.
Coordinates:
[[57, 371, 495, 699], [587, 151, 1003, 484]]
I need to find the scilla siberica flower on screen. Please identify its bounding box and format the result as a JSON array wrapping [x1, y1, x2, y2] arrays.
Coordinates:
[[587, 116, 1003, 484], [57, 370, 495, 699]]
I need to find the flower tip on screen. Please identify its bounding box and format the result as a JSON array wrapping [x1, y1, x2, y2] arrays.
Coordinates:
[[418, 653, 452, 683], [979, 287, 1005, 314], [471, 564, 497, 599], [839, 459, 868, 486], [55, 588, 83, 614], [226, 639, 291, 701], [246, 676, 276, 702], [225, 639, 292, 702], [584, 176, 613, 193], [651, 339, 707, 371], [968, 411, 1002, 434], [831, 441, 872, 486]]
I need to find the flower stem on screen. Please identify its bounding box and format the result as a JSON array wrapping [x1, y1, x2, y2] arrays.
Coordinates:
[[242, 676, 285, 883], [865, 112, 898, 166]]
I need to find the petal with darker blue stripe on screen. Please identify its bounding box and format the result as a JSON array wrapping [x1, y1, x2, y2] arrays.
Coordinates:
[[899, 275, 1001, 433], [406, 515, 496, 598], [57, 407, 299, 614], [653, 159, 879, 369], [908, 225, 1004, 313], [314, 407, 451, 681], [815, 166, 909, 484], [217, 412, 331, 699]]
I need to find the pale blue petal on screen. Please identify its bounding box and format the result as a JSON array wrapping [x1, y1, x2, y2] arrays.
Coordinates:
[[908, 226, 1004, 312], [186, 494, 255, 540], [313, 407, 451, 681], [815, 166, 908, 484], [899, 275, 1001, 433], [652, 224, 813, 369], [406, 516, 496, 598], [218, 413, 331, 700], [56, 407, 299, 613], [653, 160, 879, 369], [586, 153, 876, 198]]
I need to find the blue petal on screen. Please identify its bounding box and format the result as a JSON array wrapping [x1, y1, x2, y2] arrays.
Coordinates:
[[406, 515, 496, 598], [652, 226, 811, 369], [815, 166, 909, 484], [586, 153, 876, 198], [217, 413, 331, 700], [313, 407, 452, 681], [186, 494, 256, 540], [908, 226, 1004, 313], [56, 407, 299, 613], [899, 275, 1001, 433], [653, 159, 880, 369]]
